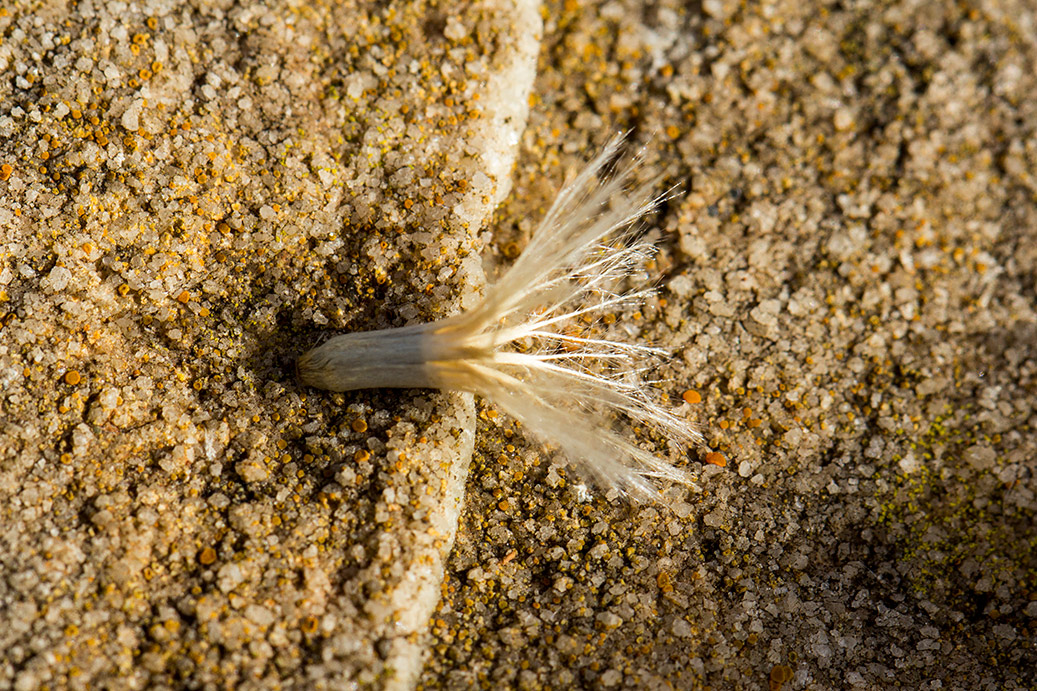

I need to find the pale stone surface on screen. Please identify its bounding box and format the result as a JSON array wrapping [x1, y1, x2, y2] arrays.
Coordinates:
[[0, 1, 539, 688]]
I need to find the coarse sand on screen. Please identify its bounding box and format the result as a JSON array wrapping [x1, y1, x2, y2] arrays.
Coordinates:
[[1, 1, 1035, 690], [423, 0, 1036, 689], [0, 2, 538, 688]]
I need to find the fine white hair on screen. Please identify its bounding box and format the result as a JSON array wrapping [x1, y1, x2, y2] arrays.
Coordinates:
[[298, 135, 703, 503]]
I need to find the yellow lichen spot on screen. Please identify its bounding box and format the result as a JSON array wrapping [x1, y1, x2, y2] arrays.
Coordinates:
[[354, 449, 371, 462], [302, 616, 319, 634], [666, 124, 681, 140], [656, 571, 673, 593], [64, 370, 81, 386], [704, 451, 726, 467], [351, 418, 368, 434], [118, 283, 131, 296], [769, 664, 794, 690], [176, 290, 191, 304], [682, 389, 702, 405], [0, 163, 13, 181], [198, 547, 217, 565]]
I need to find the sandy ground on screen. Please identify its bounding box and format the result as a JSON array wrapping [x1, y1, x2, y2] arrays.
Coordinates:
[[1, 1, 1035, 690], [0, 1, 538, 688], [422, 0, 1036, 689]]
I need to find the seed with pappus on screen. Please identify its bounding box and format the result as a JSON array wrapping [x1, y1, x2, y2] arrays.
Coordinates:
[[298, 136, 704, 503]]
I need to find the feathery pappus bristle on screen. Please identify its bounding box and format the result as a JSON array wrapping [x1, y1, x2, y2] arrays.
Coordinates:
[[298, 135, 704, 503]]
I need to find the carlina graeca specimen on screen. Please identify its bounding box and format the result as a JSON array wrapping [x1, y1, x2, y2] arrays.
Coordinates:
[[298, 135, 705, 503]]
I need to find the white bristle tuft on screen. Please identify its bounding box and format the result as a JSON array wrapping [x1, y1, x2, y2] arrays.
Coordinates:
[[298, 135, 704, 504]]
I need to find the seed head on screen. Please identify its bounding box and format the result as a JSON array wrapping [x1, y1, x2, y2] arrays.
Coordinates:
[[299, 135, 704, 503]]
